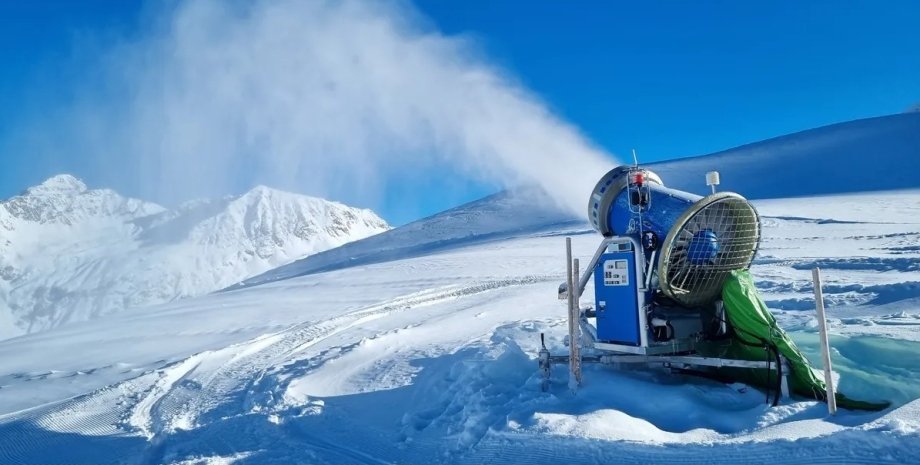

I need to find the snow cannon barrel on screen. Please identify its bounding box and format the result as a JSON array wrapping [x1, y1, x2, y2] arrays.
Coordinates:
[[588, 166, 701, 243], [587, 166, 762, 307]]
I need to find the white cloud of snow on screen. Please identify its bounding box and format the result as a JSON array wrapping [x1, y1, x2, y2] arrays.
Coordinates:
[[33, 0, 614, 219]]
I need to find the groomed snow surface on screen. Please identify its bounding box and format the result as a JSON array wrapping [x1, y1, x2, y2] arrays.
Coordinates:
[[0, 188, 917, 465]]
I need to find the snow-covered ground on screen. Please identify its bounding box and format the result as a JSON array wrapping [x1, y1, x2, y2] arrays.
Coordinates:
[[0, 187, 917, 465]]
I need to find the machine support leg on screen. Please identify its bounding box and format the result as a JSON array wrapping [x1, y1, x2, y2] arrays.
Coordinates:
[[539, 333, 551, 392], [780, 356, 791, 399], [812, 268, 837, 415]]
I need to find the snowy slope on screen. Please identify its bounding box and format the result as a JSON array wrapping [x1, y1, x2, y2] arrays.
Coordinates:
[[237, 112, 920, 291], [0, 176, 389, 339], [238, 186, 581, 288], [0, 114, 918, 464], [648, 112, 920, 198], [0, 190, 917, 465]]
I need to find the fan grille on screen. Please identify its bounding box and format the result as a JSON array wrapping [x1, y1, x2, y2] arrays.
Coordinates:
[[658, 193, 761, 307]]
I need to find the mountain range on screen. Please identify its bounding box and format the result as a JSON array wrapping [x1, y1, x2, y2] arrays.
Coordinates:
[[0, 175, 389, 339]]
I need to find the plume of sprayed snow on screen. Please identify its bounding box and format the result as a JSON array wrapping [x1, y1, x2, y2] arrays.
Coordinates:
[[56, 0, 615, 218]]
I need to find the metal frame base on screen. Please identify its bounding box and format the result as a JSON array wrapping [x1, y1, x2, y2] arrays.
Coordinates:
[[593, 340, 696, 355], [548, 235, 791, 406], [539, 343, 792, 404], [539, 307, 791, 405]]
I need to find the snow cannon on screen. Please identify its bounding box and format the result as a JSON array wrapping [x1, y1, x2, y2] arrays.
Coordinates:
[[587, 166, 761, 309], [541, 165, 890, 411], [555, 166, 762, 352]]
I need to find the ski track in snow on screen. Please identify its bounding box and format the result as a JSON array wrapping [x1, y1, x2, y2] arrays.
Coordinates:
[[0, 191, 918, 464], [0, 278, 558, 464]]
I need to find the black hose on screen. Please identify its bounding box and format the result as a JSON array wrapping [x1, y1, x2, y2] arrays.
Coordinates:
[[760, 342, 783, 407], [771, 342, 783, 407], [703, 304, 793, 406], [717, 308, 788, 406], [764, 344, 772, 405]]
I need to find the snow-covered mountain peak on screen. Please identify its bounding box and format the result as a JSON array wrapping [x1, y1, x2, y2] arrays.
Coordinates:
[[231, 184, 313, 210], [3, 174, 162, 226], [233, 184, 343, 210], [239, 184, 275, 199], [189, 185, 389, 261], [26, 174, 88, 196], [0, 177, 390, 339], [229, 185, 390, 237]]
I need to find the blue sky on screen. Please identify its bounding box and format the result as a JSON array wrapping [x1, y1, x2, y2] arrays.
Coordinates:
[[1, 1, 918, 224], [416, 1, 920, 158]]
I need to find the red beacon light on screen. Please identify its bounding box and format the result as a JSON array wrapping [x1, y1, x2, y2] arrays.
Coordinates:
[[632, 171, 645, 186]]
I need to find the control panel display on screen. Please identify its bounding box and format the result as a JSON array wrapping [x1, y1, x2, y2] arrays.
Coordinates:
[[603, 260, 629, 286]]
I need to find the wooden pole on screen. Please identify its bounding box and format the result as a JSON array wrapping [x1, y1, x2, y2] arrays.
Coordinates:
[[565, 238, 578, 390], [572, 258, 582, 386], [812, 267, 837, 415]]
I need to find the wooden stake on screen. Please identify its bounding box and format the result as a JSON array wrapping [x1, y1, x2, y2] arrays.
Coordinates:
[[812, 267, 837, 415], [572, 258, 582, 386], [565, 238, 578, 390]]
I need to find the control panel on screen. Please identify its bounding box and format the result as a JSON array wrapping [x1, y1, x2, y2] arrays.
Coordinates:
[[603, 259, 629, 286], [593, 240, 641, 346]]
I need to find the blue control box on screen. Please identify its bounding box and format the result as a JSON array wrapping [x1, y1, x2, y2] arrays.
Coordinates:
[[594, 242, 641, 345]]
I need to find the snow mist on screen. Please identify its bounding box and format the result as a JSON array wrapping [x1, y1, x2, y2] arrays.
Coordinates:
[[59, 0, 615, 219]]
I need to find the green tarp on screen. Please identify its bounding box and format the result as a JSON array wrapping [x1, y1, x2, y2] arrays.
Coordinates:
[[701, 270, 889, 411]]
